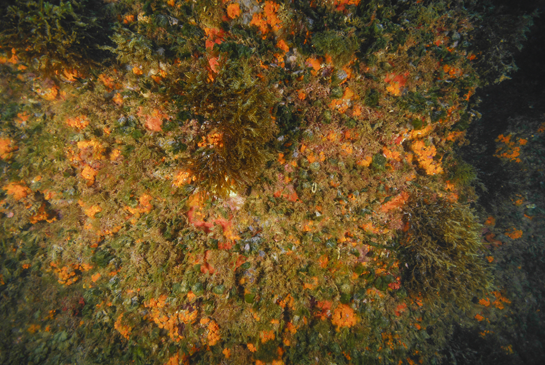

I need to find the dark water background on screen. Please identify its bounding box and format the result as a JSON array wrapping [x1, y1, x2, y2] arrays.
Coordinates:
[[463, 0, 545, 206], [452, 1, 545, 364]]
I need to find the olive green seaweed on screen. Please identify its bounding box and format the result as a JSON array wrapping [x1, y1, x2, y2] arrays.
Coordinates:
[[180, 58, 278, 197], [0, 0, 111, 76], [311, 30, 359, 68], [402, 192, 492, 308]]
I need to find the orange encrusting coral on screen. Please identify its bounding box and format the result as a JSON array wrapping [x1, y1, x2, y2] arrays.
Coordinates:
[[0, 138, 18, 160], [204, 28, 225, 50], [385, 72, 408, 96], [144, 295, 198, 342], [114, 314, 132, 339], [250, 1, 282, 35], [331, 304, 357, 330], [380, 192, 409, 213], [333, 0, 361, 12], [49, 262, 92, 285], [138, 107, 169, 132], [410, 140, 443, 175], [3, 182, 31, 200], [30, 203, 56, 224], [66, 115, 89, 129], [81, 166, 98, 185], [505, 228, 523, 240], [226, 3, 241, 19], [494, 134, 525, 163]]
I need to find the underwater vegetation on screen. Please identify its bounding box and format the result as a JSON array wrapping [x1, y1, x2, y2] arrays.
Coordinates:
[[0, 0, 542, 364], [402, 194, 491, 307], [0, 0, 112, 77], [179, 58, 278, 197], [311, 30, 359, 68]]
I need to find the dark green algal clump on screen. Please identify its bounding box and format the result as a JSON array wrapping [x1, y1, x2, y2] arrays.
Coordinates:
[[181, 58, 278, 197], [402, 193, 492, 308]]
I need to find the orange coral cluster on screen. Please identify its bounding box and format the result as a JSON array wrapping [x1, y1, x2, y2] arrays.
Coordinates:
[[446, 131, 465, 143], [30, 203, 56, 224], [505, 228, 523, 240], [260, 330, 275, 343], [125, 194, 154, 222], [2, 182, 31, 200], [64, 139, 107, 186], [380, 191, 409, 213], [81, 166, 98, 185], [485, 216, 496, 226], [274, 39, 290, 67], [226, 3, 241, 19], [360, 221, 389, 235], [36, 85, 59, 101], [166, 353, 191, 365], [494, 134, 523, 163], [50, 262, 93, 285], [250, 1, 282, 35], [65, 142, 105, 190], [61, 68, 81, 82], [138, 107, 169, 132], [305, 57, 321, 75], [315, 300, 332, 320], [331, 304, 357, 330], [172, 170, 196, 187], [357, 155, 373, 167], [77, 140, 106, 160], [15, 111, 31, 124], [79, 200, 102, 218], [0, 138, 18, 160], [383, 146, 401, 161], [65, 115, 89, 130], [479, 291, 511, 310], [202, 318, 221, 346], [204, 28, 225, 50], [114, 314, 132, 339], [198, 132, 224, 148], [442, 64, 463, 78], [27, 324, 41, 334], [410, 140, 443, 175], [333, 0, 361, 11], [98, 74, 116, 89], [0, 48, 19, 64], [329, 87, 356, 114], [277, 294, 295, 310], [144, 295, 198, 342], [385, 72, 409, 96]]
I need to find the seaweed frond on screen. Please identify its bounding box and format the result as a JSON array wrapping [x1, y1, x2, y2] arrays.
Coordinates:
[[401, 193, 492, 308], [180, 57, 278, 197], [0, 0, 111, 76]]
